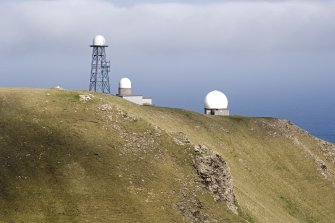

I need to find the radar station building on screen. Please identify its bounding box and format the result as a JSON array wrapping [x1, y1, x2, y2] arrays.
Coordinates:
[[204, 90, 229, 116], [117, 78, 153, 106], [89, 35, 111, 94]]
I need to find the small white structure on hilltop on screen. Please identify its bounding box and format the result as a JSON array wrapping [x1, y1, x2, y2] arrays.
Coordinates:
[[119, 78, 132, 96], [204, 90, 229, 116], [53, 86, 63, 89], [117, 77, 153, 106]]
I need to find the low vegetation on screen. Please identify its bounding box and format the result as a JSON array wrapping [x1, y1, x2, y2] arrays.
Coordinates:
[[0, 88, 334, 222]]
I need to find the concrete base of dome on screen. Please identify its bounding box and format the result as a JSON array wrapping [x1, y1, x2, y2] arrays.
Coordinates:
[[118, 88, 132, 96], [205, 108, 229, 116]]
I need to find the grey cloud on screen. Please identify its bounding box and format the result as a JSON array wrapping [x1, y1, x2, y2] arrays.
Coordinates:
[[0, 0, 335, 56]]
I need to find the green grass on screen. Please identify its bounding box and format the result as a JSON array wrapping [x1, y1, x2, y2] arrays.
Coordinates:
[[279, 196, 317, 223], [0, 88, 334, 222]]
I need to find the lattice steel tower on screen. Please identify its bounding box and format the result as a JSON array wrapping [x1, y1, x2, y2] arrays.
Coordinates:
[[89, 35, 111, 94]]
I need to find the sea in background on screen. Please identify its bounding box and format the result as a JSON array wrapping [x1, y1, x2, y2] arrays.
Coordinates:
[[294, 119, 335, 144], [169, 100, 335, 145]]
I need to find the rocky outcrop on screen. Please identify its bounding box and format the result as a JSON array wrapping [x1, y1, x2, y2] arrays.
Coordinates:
[[314, 138, 335, 165], [79, 94, 94, 102], [176, 191, 211, 223], [170, 131, 191, 146], [193, 145, 238, 214], [274, 119, 335, 165]]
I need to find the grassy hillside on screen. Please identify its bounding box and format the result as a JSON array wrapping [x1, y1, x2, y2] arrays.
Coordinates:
[[0, 88, 334, 223]]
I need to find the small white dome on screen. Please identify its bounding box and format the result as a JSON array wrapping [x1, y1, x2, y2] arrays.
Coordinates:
[[204, 90, 228, 109], [119, 78, 132, 89], [93, 35, 106, 46]]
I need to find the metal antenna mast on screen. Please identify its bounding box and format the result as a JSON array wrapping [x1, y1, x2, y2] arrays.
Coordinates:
[[89, 35, 111, 94]]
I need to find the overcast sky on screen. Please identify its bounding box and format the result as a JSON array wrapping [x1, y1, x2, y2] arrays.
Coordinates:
[[1, 0, 334, 139]]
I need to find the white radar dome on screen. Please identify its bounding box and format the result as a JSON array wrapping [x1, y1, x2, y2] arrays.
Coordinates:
[[119, 78, 132, 89], [205, 90, 228, 109], [93, 35, 106, 46]]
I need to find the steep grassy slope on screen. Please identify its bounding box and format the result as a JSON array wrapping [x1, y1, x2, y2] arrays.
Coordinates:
[[0, 88, 334, 223]]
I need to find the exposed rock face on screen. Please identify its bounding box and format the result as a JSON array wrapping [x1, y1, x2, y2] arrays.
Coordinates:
[[193, 145, 238, 214]]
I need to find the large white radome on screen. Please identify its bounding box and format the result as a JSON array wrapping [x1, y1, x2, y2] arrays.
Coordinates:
[[93, 35, 106, 46], [205, 90, 228, 109], [119, 78, 132, 89]]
